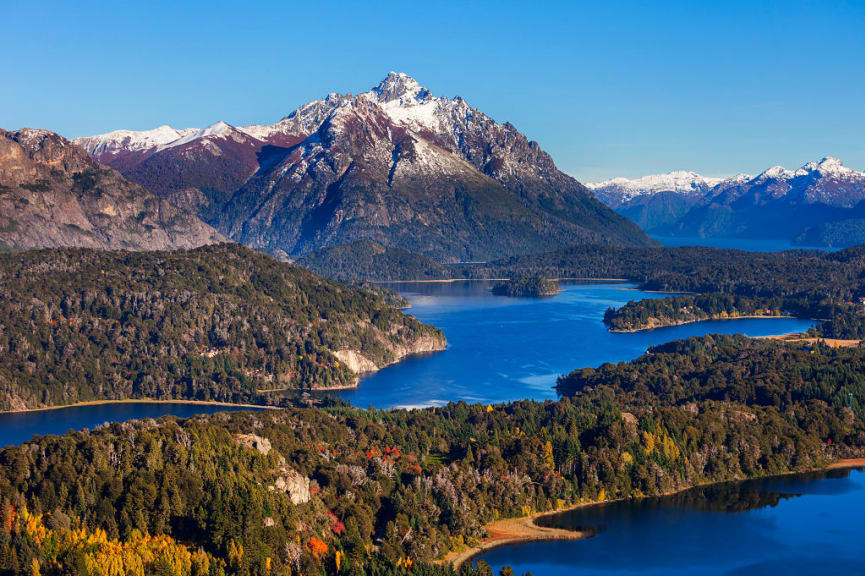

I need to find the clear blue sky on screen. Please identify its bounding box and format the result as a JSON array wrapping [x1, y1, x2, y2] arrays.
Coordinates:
[[3, 0, 864, 181]]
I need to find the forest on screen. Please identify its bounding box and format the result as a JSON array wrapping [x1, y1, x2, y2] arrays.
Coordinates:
[[603, 294, 792, 332], [0, 245, 444, 411], [557, 334, 865, 424], [3, 327, 864, 576]]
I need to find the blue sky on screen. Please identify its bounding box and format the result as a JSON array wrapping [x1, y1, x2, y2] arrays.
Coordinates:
[[3, 0, 864, 181]]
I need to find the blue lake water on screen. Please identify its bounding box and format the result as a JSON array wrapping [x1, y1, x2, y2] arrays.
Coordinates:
[[0, 402, 258, 448], [334, 281, 814, 409], [476, 467, 865, 576], [0, 281, 813, 446]]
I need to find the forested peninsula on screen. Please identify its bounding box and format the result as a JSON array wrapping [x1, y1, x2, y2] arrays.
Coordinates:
[[0, 244, 445, 411]]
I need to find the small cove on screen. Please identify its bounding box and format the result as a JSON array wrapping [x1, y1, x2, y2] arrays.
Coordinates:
[[475, 466, 865, 575]]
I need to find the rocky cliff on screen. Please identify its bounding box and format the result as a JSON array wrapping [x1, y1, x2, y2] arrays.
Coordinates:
[[0, 128, 223, 250]]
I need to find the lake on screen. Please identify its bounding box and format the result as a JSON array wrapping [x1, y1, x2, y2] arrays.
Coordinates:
[[0, 281, 813, 446], [0, 402, 260, 448], [475, 466, 865, 575], [333, 281, 813, 409]]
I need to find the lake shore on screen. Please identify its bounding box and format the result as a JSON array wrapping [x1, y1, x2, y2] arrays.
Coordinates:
[[0, 398, 279, 415], [439, 509, 589, 568], [378, 277, 630, 284], [608, 313, 798, 333], [442, 457, 865, 568]]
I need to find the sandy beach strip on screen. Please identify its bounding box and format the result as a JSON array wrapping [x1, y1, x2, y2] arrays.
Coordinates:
[[442, 458, 865, 568]]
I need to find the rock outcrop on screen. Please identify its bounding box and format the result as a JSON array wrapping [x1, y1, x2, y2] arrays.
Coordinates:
[[0, 128, 223, 251], [270, 466, 311, 505], [234, 433, 272, 455]]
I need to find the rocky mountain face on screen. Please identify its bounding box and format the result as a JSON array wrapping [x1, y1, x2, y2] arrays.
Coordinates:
[[0, 128, 224, 251], [75, 73, 655, 261], [590, 158, 865, 247]]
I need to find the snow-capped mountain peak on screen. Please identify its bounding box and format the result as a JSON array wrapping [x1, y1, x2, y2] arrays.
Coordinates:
[[74, 122, 242, 157], [75, 125, 196, 156], [754, 157, 861, 182], [366, 72, 432, 105], [756, 165, 797, 181], [802, 156, 853, 177], [587, 171, 726, 201], [164, 121, 236, 150]]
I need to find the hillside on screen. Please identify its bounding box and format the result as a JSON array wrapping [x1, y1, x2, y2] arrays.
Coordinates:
[[0, 244, 444, 411], [0, 128, 223, 250], [75, 73, 655, 260], [297, 240, 452, 281]]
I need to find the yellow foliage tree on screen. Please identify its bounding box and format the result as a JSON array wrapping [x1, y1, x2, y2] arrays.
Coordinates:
[[13, 507, 218, 576], [642, 431, 655, 453], [543, 440, 555, 469]]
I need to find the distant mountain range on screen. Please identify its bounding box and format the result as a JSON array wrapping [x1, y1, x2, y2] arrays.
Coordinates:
[[588, 157, 865, 247], [74, 72, 654, 260], [0, 128, 223, 251]]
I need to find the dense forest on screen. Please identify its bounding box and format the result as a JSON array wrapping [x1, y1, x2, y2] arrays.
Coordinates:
[[3, 371, 861, 576], [298, 241, 451, 282], [557, 334, 865, 425], [3, 242, 865, 574], [302, 241, 865, 301], [0, 245, 444, 411]]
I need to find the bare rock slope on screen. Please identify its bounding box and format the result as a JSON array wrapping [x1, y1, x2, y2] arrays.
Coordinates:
[[0, 128, 223, 251]]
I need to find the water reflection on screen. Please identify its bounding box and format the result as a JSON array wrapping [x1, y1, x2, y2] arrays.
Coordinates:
[[478, 467, 865, 576]]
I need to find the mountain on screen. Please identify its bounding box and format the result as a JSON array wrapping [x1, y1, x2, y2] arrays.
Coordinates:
[[665, 157, 865, 243], [590, 158, 865, 247], [587, 171, 741, 231], [75, 73, 655, 260], [0, 128, 223, 251], [75, 121, 269, 222], [588, 171, 726, 208]]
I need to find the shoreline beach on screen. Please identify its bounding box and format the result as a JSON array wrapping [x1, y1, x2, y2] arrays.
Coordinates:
[[443, 458, 865, 568]]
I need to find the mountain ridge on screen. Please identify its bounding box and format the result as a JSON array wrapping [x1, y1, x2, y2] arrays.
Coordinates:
[[74, 72, 656, 260], [590, 158, 865, 245]]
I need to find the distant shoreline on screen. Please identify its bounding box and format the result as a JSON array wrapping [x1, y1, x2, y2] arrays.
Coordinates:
[[0, 398, 278, 415], [443, 457, 865, 568], [378, 277, 630, 284]]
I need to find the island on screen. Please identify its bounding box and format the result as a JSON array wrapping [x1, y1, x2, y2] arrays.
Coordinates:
[[492, 276, 561, 297]]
